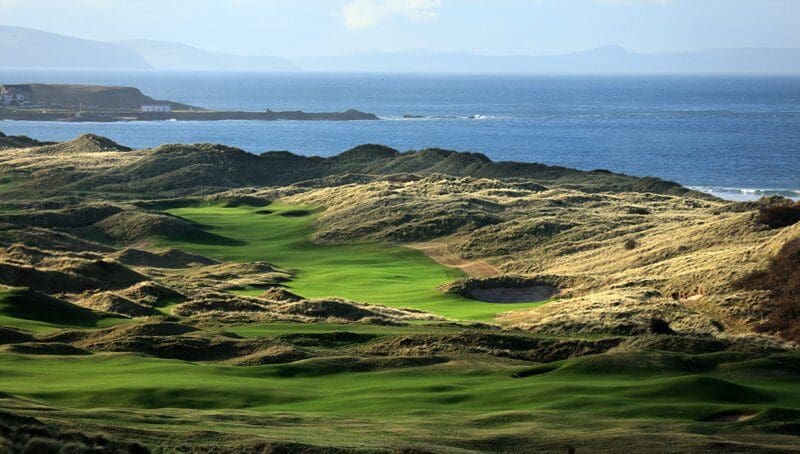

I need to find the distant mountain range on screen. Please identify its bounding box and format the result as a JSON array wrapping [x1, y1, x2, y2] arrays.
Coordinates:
[[117, 40, 295, 71], [3, 24, 800, 74], [0, 25, 149, 69]]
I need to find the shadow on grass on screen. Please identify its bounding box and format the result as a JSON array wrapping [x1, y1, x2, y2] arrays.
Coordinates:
[[0, 288, 123, 328], [279, 209, 313, 218], [170, 229, 247, 247], [162, 214, 247, 247]]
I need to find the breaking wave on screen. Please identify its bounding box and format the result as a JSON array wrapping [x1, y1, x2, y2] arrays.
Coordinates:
[[691, 186, 800, 202], [381, 114, 507, 121]]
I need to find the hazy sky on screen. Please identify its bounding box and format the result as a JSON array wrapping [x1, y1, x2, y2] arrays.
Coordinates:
[[1, 0, 798, 57]]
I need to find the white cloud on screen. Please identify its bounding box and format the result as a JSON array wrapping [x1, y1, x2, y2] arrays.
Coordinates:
[[341, 0, 441, 29]]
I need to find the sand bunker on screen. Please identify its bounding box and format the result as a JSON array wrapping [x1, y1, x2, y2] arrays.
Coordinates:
[[469, 285, 559, 303], [279, 209, 312, 217]]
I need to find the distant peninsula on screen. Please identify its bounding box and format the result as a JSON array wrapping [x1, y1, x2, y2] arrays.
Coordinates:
[[0, 83, 378, 122]]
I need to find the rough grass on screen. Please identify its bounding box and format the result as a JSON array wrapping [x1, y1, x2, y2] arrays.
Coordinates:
[[162, 204, 550, 321], [279, 177, 800, 339], [740, 238, 800, 342], [0, 177, 18, 194], [758, 203, 800, 229], [226, 321, 465, 338]]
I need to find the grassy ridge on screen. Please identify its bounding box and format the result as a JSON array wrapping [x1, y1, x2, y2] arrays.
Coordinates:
[[163, 204, 550, 320], [0, 351, 794, 416], [0, 289, 126, 332], [226, 321, 463, 337], [1, 308, 798, 450]]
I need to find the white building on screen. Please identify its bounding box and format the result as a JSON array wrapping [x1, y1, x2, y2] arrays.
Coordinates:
[[141, 105, 171, 113]]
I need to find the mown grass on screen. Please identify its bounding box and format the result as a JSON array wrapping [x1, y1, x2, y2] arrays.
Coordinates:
[[0, 351, 797, 448], [162, 204, 550, 321]]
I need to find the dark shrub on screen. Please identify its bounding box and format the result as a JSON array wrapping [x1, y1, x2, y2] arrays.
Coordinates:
[[757, 204, 800, 229], [57, 441, 92, 454], [22, 438, 61, 454], [627, 206, 651, 215], [649, 318, 676, 335]]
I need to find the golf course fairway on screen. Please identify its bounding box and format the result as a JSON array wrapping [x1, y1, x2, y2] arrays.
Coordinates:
[[163, 203, 550, 321]]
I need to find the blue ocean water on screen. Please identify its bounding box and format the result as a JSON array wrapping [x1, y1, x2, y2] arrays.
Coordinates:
[[1, 70, 799, 200]]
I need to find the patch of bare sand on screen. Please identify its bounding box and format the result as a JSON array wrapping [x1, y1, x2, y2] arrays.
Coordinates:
[[406, 241, 499, 277], [700, 410, 759, 423]]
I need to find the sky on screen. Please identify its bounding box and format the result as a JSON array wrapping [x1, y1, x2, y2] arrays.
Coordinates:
[[0, 0, 798, 57]]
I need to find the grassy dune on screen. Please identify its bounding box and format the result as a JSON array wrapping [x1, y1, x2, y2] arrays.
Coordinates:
[[0, 289, 126, 332], [163, 204, 550, 320], [226, 321, 463, 337]]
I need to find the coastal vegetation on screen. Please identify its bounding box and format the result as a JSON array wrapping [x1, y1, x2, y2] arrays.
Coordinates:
[[0, 131, 798, 452]]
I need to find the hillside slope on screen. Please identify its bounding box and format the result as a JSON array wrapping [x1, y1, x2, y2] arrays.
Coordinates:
[[0, 24, 149, 69], [20, 140, 710, 198], [0, 84, 196, 110]]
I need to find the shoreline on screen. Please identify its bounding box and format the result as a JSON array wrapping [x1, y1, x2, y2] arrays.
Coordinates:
[[688, 186, 800, 202], [0, 108, 379, 122]]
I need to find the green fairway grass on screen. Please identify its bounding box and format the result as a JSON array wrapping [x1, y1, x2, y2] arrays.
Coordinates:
[[163, 204, 550, 321], [0, 351, 797, 449]]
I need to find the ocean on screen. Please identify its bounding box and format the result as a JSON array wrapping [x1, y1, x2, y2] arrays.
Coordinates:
[[1, 70, 799, 200]]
